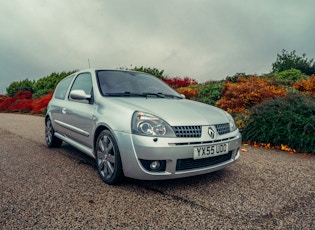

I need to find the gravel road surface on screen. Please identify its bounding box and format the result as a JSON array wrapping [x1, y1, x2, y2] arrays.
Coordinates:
[[1, 113, 314, 229]]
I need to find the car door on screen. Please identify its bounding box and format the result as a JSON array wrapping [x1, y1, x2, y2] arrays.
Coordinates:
[[49, 74, 75, 135], [62, 72, 96, 148]]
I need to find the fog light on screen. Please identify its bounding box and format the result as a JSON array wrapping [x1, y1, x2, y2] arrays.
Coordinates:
[[139, 159, 166, 172], [150, 161, 161, 170]]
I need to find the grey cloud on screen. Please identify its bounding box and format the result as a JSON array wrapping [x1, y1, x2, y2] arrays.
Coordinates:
[[0, 0, 315, 94]]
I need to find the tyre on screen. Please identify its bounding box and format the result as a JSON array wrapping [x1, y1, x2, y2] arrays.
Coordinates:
[[45, 117, 62, 148], [96, 130, 123, 185]]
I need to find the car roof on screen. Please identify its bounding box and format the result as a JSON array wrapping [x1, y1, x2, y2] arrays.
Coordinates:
[[77, 68, 141, 74]]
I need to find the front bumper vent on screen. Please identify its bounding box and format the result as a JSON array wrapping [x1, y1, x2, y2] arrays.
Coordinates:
[[215, 123, 230, 135], [176, 151, 232, 171], [173, 126, 202, 138]]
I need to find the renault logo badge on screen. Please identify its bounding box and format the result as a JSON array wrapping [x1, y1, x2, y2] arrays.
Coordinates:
[[208, 127, 216, 139]]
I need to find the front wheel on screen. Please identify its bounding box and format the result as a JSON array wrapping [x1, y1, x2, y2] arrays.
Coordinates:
[[96, 130, 123, 185], [45, 117, 62, 148]]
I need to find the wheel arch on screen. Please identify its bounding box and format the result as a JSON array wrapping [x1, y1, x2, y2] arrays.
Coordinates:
[[45, 113, 53, 125], [45, 114, 53, 128], [94, 125, 125, 184], [93, 125, 110, 156], [45, 114, 50, 122]]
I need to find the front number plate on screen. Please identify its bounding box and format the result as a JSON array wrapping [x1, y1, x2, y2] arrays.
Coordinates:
[[193, 143, 229, 160]]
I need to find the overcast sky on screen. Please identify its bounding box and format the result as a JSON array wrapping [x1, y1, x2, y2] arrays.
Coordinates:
[[0, 0, 314, 94]]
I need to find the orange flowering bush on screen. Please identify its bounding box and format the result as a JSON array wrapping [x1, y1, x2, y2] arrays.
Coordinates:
[[0, 94, 8, 102], [12, 90, 32, 100], [293, 75, 315, 97], [162, 77, 198, 89], [216, 76, 287, 114], [0, 90, 53, 114], [176, 87, 200, 99], [0, 97, 14, 112], [0, 94, 8, 110], [0, 91, 33, 113], [30, 93, 53, 114]]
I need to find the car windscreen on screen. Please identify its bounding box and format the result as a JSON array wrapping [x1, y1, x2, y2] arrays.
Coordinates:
[[96, 70, 182, 98]]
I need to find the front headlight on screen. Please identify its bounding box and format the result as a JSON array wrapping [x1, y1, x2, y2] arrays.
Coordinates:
[[225, 112, 237, 132], [132, 111, 176, 137]]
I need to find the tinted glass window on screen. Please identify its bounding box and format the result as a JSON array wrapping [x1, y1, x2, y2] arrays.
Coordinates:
[[54, 75, 74, 100], [71, 73, 93, 95], [97, 70, 180, 97]]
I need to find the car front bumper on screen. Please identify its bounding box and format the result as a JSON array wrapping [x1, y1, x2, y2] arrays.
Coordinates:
[[115, 129, 242, 180]]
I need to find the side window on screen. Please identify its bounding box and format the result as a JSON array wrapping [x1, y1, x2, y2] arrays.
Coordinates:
[[69, 73, 93, 102], [54, 75, 74, 100]]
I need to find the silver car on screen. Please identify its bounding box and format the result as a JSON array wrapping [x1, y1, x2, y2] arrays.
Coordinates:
[[45, 69, 241, 184]]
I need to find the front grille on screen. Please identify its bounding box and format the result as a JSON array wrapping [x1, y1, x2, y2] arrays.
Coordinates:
[[173, 126, 202, 138], [215, 123, 230, 135], [176, 151, 232, 171]]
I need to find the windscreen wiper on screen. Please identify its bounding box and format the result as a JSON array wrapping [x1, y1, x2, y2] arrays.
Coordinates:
[[143, 92, 166, 98], [105, 92, 183, 99], [162, 94, 184, 99], [105, 92, 144, 97], [143, 92, 184, 99], [143, 93, 183, 99]]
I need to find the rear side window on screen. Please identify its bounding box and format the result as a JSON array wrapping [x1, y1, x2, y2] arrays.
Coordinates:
[[54, 75, 74, 100]]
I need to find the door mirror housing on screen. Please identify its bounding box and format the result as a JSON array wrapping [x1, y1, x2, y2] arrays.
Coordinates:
[[70, 90, 91, 100]]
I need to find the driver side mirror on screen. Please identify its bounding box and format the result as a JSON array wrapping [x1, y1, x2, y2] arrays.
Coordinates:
[[70, 90, 91, 101]]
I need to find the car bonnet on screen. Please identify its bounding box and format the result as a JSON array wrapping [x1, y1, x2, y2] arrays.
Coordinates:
[[110, 97, 229, 126]]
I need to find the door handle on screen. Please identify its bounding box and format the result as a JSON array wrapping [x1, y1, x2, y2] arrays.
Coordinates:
[[62, 108, 67, 114]]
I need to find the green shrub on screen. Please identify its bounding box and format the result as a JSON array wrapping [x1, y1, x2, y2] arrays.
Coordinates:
[[225, 73, 250, 83], [242, 93, 315, 153], [196, 81, 224, 105], [234, 113, 250, 130], [268, 68, 308, 88]]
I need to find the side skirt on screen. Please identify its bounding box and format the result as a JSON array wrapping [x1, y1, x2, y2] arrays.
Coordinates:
[[54, 132, 95, 159]]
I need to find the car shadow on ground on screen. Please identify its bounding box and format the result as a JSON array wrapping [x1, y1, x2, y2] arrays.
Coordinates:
[[58, 142, 97, 166]]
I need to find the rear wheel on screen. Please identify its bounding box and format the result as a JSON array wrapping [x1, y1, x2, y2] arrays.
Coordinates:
[[45, 117, 62, 148], [96, 130, 123, 185]]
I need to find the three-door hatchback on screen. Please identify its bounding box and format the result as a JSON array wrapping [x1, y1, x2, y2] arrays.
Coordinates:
[[45, 69, 241, 184]]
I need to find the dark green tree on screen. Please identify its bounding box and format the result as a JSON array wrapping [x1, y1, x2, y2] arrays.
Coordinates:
[[272, 49, 315, 75], [6, 70, 77, 98], [6, 79, 35, 97], [32, 71, 76, 98], [132, 66, 165, 79]]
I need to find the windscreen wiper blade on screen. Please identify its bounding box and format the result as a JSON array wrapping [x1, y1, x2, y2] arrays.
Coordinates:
[[105, 92, 144, 97], [162, 94, 184, 99], [143, 92, 166, 98], [105, 92, 183, 99], [143, 92, 184, 99]]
